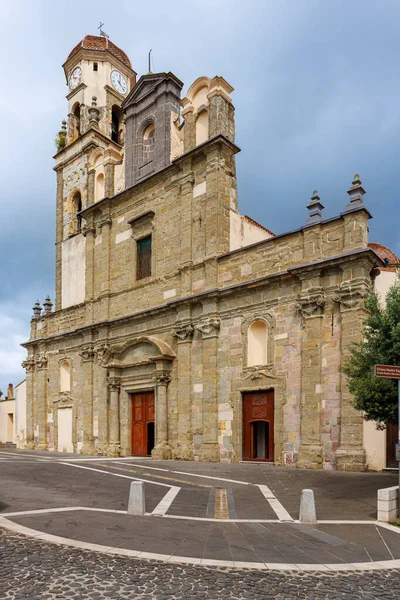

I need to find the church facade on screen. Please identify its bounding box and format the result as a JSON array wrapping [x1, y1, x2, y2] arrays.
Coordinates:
[[22, 34, 390, 470]]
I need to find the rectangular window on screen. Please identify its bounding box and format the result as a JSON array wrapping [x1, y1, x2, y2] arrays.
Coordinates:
[[93, 62, 98, 71], [137, 235, 152, 280]]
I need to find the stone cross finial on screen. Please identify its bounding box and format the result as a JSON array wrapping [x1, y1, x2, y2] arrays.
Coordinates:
[[345, 174, 366, 211], [32, 300, 42, 320], [43, 295, 53, 314], [306, 190, 324, 225]]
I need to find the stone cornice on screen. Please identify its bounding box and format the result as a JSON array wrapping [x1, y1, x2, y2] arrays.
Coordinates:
[[22, 248, 379, 347]]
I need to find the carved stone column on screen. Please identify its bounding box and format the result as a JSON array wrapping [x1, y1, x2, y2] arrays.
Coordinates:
[[173, 318, 195, 460], [22, 357, 35, 449], [152, 372, 173, 460], [79, 345, 95, 454], [196, 309, 221, 462], [334, 275, 370, 471], [107, 377, 121, 456], [296, 281, 325, 469]]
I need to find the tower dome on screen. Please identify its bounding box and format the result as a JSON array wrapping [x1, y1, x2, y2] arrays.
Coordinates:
[[67, 34, 132, 69]]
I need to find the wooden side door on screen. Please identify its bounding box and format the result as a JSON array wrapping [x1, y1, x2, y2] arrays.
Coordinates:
[[386, 422, 398, 468], [242, 390, 274, 462], [131, 392, 155, 456]]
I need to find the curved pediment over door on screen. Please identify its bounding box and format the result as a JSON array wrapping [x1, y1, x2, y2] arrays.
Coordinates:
[[101, 335, 175, 369]]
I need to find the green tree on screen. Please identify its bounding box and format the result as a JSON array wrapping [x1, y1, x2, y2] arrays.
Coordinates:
[[0, 390, 2, 398], [342, 280, 400, 425]]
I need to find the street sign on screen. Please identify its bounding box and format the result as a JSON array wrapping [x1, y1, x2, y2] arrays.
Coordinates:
[[396, 444, 400, 462], [375, 365, 400, 379]]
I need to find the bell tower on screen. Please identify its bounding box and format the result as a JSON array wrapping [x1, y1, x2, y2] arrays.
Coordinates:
[[54, 33, 136, 310]]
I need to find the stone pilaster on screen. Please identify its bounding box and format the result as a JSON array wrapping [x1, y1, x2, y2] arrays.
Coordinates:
[[22, 357, 35, 449], [181, 103, 195, 152], [178, 170, 195, 295], [83, 220, 96, 304], [107, 377, 120, 456], [79, 345, 95, 454], [104, 161, 115, 198], [173, 314, 194, 460], [35, 353, 48, 450], [87, 168, 95, 207], [55, 169, 64, 310], [152, 372, 173, 460], [94, 344, 109, 455], [296, 277, 325, 469], [334, 272, 371, 471], [196, 301, 221, 462]]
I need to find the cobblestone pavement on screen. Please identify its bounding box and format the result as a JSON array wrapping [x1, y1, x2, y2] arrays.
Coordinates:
[[1, 529, 400, 600]]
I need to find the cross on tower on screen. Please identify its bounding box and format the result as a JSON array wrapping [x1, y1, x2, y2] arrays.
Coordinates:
[[98, 22, 109, 38]]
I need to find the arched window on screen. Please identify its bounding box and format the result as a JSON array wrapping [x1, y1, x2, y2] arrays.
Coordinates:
[[60, 361, 71, 392], [73, 103, 81, 138], [195, 110, 208, 146], [111, 105, 122, 144], [247, 320, 268, 366], [142, 122, 155, 163], [95, 173, 105, 202]]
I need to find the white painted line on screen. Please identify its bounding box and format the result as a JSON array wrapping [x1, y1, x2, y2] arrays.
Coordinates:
[[1, 515, 400, 571], [129, 464, 250, 486], [257, 485, 293, 521], [61, 457, 153, 463], [1, 507, 127, 518], [0, 452, 54, 460], [59, 462, 175, 488], [159, 514, 284, 523], [151, 486, 180, 516]]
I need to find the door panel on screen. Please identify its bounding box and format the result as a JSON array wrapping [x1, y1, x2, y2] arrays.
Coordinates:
[[386, 422, 397, 468], [131, 392, 155, 456], [243, 391, 274, 462], [57, 407, 73, 453]]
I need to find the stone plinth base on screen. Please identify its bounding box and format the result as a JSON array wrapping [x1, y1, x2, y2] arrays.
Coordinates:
[[335, 447, 366, 472], [152, 442, 172, 460], [80, 442, 95, 455], [175, 442, 194, 461], [106, 443, 121, 457], [36, 443, 48, 451], [199, 442, 220, 462], [297, 444, 323, 469]]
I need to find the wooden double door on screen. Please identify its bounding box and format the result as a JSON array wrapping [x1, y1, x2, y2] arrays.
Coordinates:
[[242, 391, 274, 462], [131, 391, 155, 456]]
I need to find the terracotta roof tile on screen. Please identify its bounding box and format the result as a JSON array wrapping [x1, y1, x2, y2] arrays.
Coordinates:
[[67, 35, 132, 69], [369, 242, 400, 272]]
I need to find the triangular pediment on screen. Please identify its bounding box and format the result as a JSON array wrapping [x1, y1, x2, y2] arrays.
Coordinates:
[[122, 72, 183, 109]]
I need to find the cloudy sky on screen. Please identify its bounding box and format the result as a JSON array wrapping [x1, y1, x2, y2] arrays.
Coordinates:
[[0, 0, 399, 393]]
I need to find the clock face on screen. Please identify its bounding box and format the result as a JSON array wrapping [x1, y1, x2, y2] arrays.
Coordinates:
[[111, 70, 127, 95], [69, 67, 82, 90]]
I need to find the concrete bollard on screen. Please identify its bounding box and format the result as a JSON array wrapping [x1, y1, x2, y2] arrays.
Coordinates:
[[299, 489, 317, 523], [127, 481, 146, 515], [377, 486, 399, 522]]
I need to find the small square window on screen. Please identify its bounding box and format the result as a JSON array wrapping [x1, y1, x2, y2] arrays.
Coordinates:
[[137, 235, 152, 280], [93, 62, 98, 71]]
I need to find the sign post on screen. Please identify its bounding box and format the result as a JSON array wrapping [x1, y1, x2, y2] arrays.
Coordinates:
[[375, 365, 400, 516]]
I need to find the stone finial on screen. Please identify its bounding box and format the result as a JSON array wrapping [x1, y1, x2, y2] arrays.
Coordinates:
[[32, 300, 42, 320], [88, 96, 100, 126], [43, 295, 53, 314], [306, 190, 324, 225], [345, 174, 366, 211]]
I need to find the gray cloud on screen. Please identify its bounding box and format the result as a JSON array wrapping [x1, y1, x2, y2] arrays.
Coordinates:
[[1, 0, 399, 390]]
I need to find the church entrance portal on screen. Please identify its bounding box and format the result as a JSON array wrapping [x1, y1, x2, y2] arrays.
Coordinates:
[[131, 391, 155, 456], [242, 391, 274, 462]]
